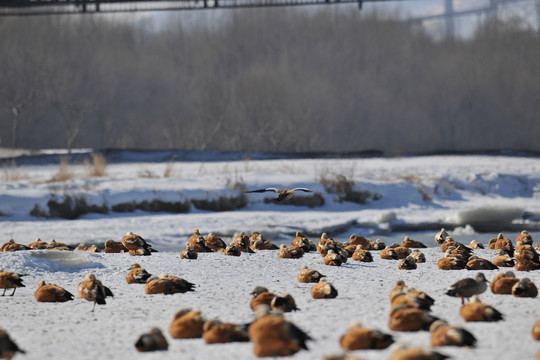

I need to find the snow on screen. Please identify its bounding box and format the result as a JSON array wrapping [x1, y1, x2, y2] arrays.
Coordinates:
[[1, 153, 540, 359]]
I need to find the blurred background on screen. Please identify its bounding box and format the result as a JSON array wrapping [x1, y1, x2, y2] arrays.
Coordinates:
[[1, 0, 539, 155]]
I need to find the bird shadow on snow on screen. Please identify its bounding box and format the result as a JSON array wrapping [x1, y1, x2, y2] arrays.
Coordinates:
[[340, 263, 377, 269]]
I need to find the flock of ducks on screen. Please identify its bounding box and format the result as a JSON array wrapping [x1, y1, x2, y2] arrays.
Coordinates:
[[1, 228, 540, 358]]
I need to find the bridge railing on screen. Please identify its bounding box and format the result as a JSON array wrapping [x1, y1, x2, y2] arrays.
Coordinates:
[[0, 0, 367, 15]]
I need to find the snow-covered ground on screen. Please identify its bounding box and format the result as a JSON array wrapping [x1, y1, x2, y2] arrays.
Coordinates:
[[1, 153, 540, 359], [2, 153, 540, 248]]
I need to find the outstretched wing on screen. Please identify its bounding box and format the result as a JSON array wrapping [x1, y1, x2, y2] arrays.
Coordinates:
[[291, 188, 314, 193], [245, 188, 278, 193]]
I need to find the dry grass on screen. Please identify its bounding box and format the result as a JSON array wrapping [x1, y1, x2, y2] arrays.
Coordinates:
[[47, 158, 75, 183], [2, 160, 28, 182], [85, 153, 107, 177], [30, 195, 108, 219], [111, 199, 191, 213], [226, 178, 246, 192], [163, 161, 174, 178], [138, 169, 158, 178], [319, 173, 378, 204], [401, 174, 432, 202], [191, 194, 247, 211], [263, 193, 325, 208]]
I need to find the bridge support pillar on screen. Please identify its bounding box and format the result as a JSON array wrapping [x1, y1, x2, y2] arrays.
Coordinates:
[[444, 0, 454, 38]]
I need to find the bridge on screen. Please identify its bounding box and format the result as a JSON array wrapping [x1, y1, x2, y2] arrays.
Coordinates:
[[0, 0, 539, 39], [0, 0, 373, 15]]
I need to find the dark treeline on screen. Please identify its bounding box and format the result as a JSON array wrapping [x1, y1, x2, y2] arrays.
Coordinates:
[[0, 9, 539, 154]]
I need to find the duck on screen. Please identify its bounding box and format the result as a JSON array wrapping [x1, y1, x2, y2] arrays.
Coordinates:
[[398, 256, 417, 270], [514, 242, 540, 267], [224, 242, 241, 257], [202, 320, 250, 344], [144, 274, 195, 295], [445, 273, 488, 304], [390, 288, 434, 311], [348, 234, 371, 248], [465, 256, 498, 270], [339, 321, 394, 350], [191, 236, 212, 253], [401, 236, 427, 248], [489, 233, 514, 256], [440, 237, 472, 255], [0, 328, 25, 359], [46, 239, 70, 251], [277, 244, 303, 259], [35, 280, 74, 302], [249, 232, 262, 246], [388, 305, 439, 331], [459, 295, 503, 322], [390, 243, 412, 259], [76, 244, 99, 252], [380, 247, 399, 260], [490, 271, 520, 294], [244, 187, 314, 201], [249, 287, 298, 312], [234, 232, 254, 253], [323, 250, 342, 266], [388, 343, 450, 360], [0, 270, 25, 296], [104, 239, 127, 253], [187, 228, 202, 247], [515, 230, 533, 245], [443, 246, 470, 262], [317, 233, 340, 256], [134, 327, 168, 352], [492, 249, 516, 267], [408, 249, 426, 263], [429, 320, 476, 347], [515, 259, 540, 271], [250, 286, 277, 311], [271, 293, 299, 312], [389, 280, 408, 301], [369, 239, 386, 250], [532, 311, 540, 340], [437, 256, 466, 270], [311, 278, 338, 299], [434, 228, 449, 244], [128, 248, 152, 256], [77, 273, 114, 311], [468, 240, 484, 249], [297, 265, 325, 283], [290, 231, 314, 252], [168, 309, 204, 338], [248, 304, 312, 357], [512, 278, 538, 298], [121, 232, 155, 253], [27, 237, 48, 250], [204, 233, 226, 252], [1, 239, 30, 252], [351, 245, 373, 262], [180, 246, 198, 260], [250, 234, 278, 251], [126, 263, 152, 284]]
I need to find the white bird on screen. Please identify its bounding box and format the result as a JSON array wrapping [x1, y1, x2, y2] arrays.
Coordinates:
[[245, 187, 314, 201]]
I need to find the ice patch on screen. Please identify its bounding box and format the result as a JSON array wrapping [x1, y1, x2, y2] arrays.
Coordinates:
[[375, 211, 397, 224], [0, 251, 104, 274], [447, 206, 523, 226], [452, 224, 476, 235]]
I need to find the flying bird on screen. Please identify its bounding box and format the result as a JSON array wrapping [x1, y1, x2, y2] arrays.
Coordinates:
[[245, 187, 314, 201]]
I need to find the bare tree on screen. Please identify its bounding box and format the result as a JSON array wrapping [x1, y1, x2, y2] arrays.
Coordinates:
[[0, 53, 38, 148]]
